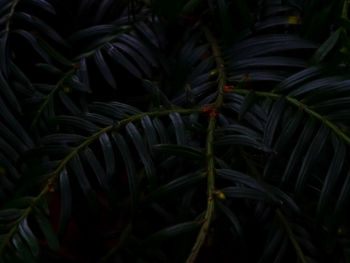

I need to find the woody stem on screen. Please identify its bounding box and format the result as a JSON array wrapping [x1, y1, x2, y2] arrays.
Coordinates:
[[186, 26, 226, 263]]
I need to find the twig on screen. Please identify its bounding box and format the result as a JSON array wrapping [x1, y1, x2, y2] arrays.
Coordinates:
[[0, 107, 202, 257], [229, 88, 350, 145], [186, 26, 227, 263], [276, 209, 307, 263]]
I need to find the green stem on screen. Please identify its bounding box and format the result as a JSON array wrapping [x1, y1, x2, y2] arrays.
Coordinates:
[[0, 184, 49, 255], [73, 25, 134, 61], [30, 69, 76, 129], [201, 26, 226, 109], [0, 107, 202, 257], [99, 223, 133, 263], [276, 209, 307, 263], [47, 108, 202, 179], [5, 0, 19, 33], [186, 27, 226, 263], [186, 115, 216, 263], [229, 88, 350, 145], [342, 0, 349, 20]]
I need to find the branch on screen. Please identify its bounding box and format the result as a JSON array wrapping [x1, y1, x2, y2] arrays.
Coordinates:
[[186, 27, 227, 263], [5, 0, 20, 32], [99, 223, 133, 263], [0, 107, 202, 257], [202, 26, 226, 109], [30, 69, 76, 129], [276, 209, 307, 263], [229, 88, 350, 146]]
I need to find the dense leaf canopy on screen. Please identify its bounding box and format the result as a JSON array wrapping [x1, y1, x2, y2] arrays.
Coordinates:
[[0, 0, 350, 262]]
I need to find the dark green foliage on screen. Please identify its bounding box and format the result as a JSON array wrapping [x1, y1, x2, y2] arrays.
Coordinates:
[[0, 0, 350, 262]]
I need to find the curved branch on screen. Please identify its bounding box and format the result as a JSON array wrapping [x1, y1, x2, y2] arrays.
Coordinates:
[[229, 88, 350, 145], [0, 107, 202, 257]]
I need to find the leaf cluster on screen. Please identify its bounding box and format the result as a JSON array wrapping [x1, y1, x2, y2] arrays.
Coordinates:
[[0, 0, 350, 262]]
